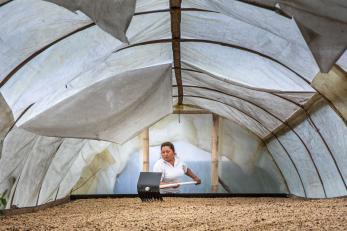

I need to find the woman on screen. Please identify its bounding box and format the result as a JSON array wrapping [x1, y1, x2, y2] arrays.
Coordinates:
[[153, 142, 201, 193]]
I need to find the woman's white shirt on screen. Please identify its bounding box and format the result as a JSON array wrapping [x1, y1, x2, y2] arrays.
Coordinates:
[[153, 157, 187, 193]]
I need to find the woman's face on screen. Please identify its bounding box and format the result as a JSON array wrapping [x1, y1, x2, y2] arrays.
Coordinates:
[[161, 146, 175, 162]]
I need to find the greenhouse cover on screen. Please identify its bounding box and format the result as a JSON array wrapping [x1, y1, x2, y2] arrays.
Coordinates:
[[0, 0, 346, 208]]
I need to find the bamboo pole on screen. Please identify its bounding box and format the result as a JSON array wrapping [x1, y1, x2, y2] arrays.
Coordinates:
[[142, 128, 149, 172], [211, 114, 220, 192]]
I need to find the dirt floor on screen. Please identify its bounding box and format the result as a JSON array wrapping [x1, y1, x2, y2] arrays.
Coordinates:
[[1, 197, 347, 230]]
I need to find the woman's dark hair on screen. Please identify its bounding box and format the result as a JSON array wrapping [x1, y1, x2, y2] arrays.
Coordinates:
[[161, 141, 175, 153]]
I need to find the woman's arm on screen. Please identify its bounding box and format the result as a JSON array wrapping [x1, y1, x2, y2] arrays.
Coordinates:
[[185, 168, 201, 185]]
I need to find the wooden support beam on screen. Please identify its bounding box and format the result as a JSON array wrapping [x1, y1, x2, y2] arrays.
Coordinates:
[[141, 128, 149, 172], [170, 0, 183, 105], [211, 114, 220, 192], [173, 104, 210, 114], [172, 110, 211, 114], [263, 93, 322, 141]]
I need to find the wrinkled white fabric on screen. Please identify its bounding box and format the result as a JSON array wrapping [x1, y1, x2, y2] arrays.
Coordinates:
[[18, 64, 173, 144], [0, 94, 13, 143], [45, 0, 136, 43], [0, 0, 90, 83]]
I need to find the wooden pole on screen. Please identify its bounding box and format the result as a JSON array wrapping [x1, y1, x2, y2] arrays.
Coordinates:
[[142, 128, 149, 172], [211, 114, 220, 192]]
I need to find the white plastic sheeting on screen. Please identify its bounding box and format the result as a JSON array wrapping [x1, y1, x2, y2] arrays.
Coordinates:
[[70, 138, 139, 195], [267, 139, 305, 197], [266, 100, 347, 198], [181, 70, 304, 121], [0, 0, 91, 83], [337, 51, 347, 72], [18, 64, 173, 143], [183, 97, 270, 138], [1, 12, 171, 120], [0, 128, 63, 207], [183, 87, 282, 131], [309, 103, 347, 184], [181, 42, 314, 92], [272, 92, 315, 106], [182, 0, 319, 81], [189, 0, 347, 73], [277, 130, 325, 198], [0, 128, 37, 203], [135, 0, 169, 13], [44, 0, 136, 43], [10, 135, 62, 207], [127, 12, 171, 44], [37, 139, 103, 204], [67, 43, 172, 89], [1, 26, 122, 119], [275, 0, 347, 73], [293, 119, 346, 197], [0, 128, 114, 208], [0, 94, 13, 141], [181, 11, 317, 82], [219, 118, 287, 194]]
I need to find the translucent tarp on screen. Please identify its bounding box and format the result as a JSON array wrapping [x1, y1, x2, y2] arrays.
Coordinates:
[[44, 0, 136, 43], [293, 119, 346, 197], [1, 26, 122, 119], [0, 129, 37, 203], [183, 97, 270, 138], [255, 146, 288, 193], [67, 43, 172, 89], [127, 12, 171, 44], [183, 0, 347, 73], [135, 0, 169, 13], [181, 11, 317, 81], [0, 94, 12, 141], [182, 0, 319, 80], [337, 51, 347, 72], [1, 12, 171, 119], [0, 0, 90, 83], [267, 139, 305, 197], [181, 42, 314, 91], [180, 70, 303, 121], [272, 0, 347, 72], [219, 118, 287, 194], [310, 103, 347, 184], [183, 87, 282, 131], [0, 128, 113, 208], [271, 92, 316, 106], [11, 135, 63, 207], [267, 100, 347, 198], [38, 139, 96, 204], [277, 130, 325, 198], [17, 64, 173, 143]]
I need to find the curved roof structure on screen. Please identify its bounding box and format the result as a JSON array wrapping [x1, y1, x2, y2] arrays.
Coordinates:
[[0, 0, 346, 208]]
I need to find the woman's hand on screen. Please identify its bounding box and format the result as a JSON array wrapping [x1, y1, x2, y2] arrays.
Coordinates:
[[193, 176, 201, 185], [185, 168, 202, 185], [172, 184, 180, 188]]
